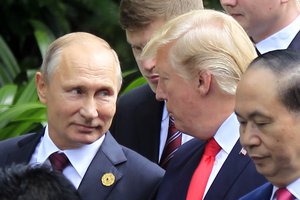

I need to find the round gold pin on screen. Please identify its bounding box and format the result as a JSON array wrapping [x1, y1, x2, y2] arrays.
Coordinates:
[[101, 173, 115, 186]]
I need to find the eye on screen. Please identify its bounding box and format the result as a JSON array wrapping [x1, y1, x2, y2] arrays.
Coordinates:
[[254, 121, 268, 127], [132, 45, 144, 55], [98, 90, 110, 97], [236, 116, 246, 126], [70, 88, 83, 95]]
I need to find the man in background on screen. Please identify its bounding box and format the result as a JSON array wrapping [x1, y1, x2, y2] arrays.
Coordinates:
[[235, 50, 300, 200], [220, 0, 300, 53], [110, 0, 203, 168]]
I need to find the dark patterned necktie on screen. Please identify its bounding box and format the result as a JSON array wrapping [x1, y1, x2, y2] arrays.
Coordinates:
[[160, 117, 182, 169], [49, 152, 70, 172]]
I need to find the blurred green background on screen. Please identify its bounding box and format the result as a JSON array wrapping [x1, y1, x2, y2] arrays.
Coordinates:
[[0, 0, 222, 139]]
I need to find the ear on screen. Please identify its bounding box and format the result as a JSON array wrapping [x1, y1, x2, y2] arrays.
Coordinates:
[[35, 71, 47, 104], [197, 70, 212, 96]]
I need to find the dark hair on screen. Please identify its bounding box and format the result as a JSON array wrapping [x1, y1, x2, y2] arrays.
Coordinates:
[[248, 49, 300, 113], [119, 0, 203, 30], [0, 164, 81, 200]]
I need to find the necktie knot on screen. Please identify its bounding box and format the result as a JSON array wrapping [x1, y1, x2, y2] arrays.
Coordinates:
[[49, 152, 70, 172], [204, 138, 221, 157], [276, 188, 295, 200]]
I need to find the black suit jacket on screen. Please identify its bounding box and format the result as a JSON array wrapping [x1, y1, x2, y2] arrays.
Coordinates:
[[110, 84, 164, 163], [0, 131, 165, 200], [155, 138, 267, 200], [288, 30, 300, 51]]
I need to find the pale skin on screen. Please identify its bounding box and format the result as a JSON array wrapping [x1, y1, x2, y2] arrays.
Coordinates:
[[36, 41, 120, 150], [155, 44, 235, 140], [235, 67, 300, 187], [220, 0, 300, 43], [126, 19, 166, 91]]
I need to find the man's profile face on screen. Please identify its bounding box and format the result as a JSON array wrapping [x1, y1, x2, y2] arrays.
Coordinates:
[[36, 43, 119, 149], [235, 67, 300, 186], [126, 19, 165, 91]]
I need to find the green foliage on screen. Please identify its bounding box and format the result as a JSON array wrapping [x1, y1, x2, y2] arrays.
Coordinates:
[[0, 0, 222, 140]]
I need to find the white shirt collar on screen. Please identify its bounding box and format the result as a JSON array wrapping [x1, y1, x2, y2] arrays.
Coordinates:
[[214, 113, 240, 154], [256, 14, 300, 54], [37, 125, 105, 178], [271, 178, 300, 200]]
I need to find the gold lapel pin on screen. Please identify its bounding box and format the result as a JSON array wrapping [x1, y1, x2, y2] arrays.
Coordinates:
[[101, 173, 115, 187]]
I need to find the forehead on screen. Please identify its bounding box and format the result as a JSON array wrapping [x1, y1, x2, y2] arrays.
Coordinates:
[[235, 68, 279, 110], [126, 19, 166, 45], [53, 44, 118, 85]]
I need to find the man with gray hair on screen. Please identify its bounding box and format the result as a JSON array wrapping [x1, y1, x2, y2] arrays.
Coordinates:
[[0, 32, 164, 200]]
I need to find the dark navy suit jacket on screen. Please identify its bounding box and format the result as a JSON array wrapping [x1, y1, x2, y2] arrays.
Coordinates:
[[0, 131, 164, 200], [110, 84, 164, 163], [288, 30, 300, 51], [155, 138, 267, 200], [239, 182, 273, 200]]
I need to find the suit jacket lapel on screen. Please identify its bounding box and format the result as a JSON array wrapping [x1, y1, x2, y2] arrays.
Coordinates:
[[205, 140, 251, 199], [77, 132, 126, 200], [6, 132, 43, 165], [176, 139, 206, 200], [288, 30, 300, 51]]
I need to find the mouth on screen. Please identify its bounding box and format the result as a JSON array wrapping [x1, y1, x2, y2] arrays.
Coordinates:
[[74, 123, 100, 133], [147, 75, 159, 84], [249, 154, 269, 163], [229, 13, 243, 19]]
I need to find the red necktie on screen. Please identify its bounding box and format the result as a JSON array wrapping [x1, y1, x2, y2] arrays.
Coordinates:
[[160, 117, 182, 169], [49, 152, 70, 172], [276, 188, 295, 200], [186, 138, 221, 200]]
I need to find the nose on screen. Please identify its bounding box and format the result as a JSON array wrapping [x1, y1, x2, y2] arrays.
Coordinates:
[[155, 80, 167, 101], [80, 98, 98, 120], [220, 0, 237, 7], [141, 57, 156, 71], [239, 123, 261, 149]]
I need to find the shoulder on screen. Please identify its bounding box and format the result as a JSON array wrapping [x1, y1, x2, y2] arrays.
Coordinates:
[[0, 132, 39, 150], [239, 182, 273, 200], [121, 145, 165, 178]]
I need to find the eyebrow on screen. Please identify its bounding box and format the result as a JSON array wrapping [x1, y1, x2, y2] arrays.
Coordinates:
[[235, 110, 270, 120]]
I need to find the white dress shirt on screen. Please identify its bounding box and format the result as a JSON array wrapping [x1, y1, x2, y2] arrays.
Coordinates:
[[256, 15, 300, 54], [270, 178, 300, 200], [29, 125, 105, 188], [158, 103, 194, 161], [204, 113, 240, 197]]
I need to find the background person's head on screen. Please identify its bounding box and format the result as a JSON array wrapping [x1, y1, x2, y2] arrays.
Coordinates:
[[36, 32, 122, 150], [142, 9, 256, 140], [220, 0, 300, 43], [0, 164, 80, 200], [119, 0, 204, 91], [235, 50, 300, 187]]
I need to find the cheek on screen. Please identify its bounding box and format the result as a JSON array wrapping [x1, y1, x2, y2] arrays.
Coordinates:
[[97, 101, 116, 118]]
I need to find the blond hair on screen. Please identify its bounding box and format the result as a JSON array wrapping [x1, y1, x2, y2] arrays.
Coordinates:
[[142, 9, 257, 95]]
